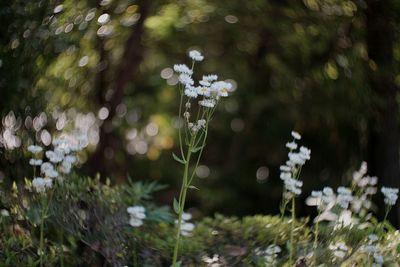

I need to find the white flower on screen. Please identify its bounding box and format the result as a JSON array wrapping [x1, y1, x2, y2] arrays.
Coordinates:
[[283, 177, 303, 195], [311, 190, 323, 198], [176, 211, 195, 236], [197, 86, 211, 97], [329, 242, 348, 259], [60, 160, 72, 174], [32, 177, 52, 193], [337, 187, 353, 209], [173, 64, 193, 75], [188, 50, 204, 61], [353, 161, 368, 183], [183, 112, 190, 120], [280, 165, 291, 172], [29, 159, 43, 166], [286, 142, 297, 150], [197, 119, 206, 128], [288, 152, 306, 166], [40, 162, 59, 178], [202, 254, 221, 266], [374, 254, 384, 264], [199, 99, 216, 108], [45, 150, 63, 163], [202, 74, 218, 82], [28, 145, 43, 154], [181, 222, 195, 236], [211, 81, 231, 97], [46, 169, 59, 178], [322, 187, 335, 205], [199, 80, 211, 87], [299, 146, 311, 160], [280, 172, 291, 180], [182, 212, 192, 221], [127, 205, 146, 227], [266, 245, 281, 254], [41, 162, 53, 173], [184, 86, 198, 98], [381, 187, 399, 206], [179, 74, 194, 86], [129, 217, 144, 227], [368, 234, 379, 242], [64, 155, 77, 164], [291, 131, 301, 140]]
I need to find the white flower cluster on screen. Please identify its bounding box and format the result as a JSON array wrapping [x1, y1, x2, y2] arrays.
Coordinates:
[[307, 187, 338, 222], [281, 173, 303, 196], [310, 187, 335, 211], [187, 119, 206, 134], [336, 187, 353, 209], [350, 162, 377, 214], [127, 206, 146, 227], [189, 50, 204, 61], [362, 234, 384, 267], [175, 212, 195, 236], [329, 241, 348, 259], [173, 50, 232, 134], [32, 177, 53, 193], [381, 187, 399, 206], [279, 131, 311, 197], [28, 133, 87, 193], [28, 145, 43, 154], [255, 245, 281, 265]]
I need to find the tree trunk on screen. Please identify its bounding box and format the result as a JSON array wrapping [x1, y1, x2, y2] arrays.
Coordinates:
[[366, 0, 400, 226], [87, 0, 150, 179]]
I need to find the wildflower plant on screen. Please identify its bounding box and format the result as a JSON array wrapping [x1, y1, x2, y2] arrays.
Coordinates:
[[26, 133, 87, 267], [277, 131, 311, 264], [380, 186, 399, 234], [170, 49, 233, 266]]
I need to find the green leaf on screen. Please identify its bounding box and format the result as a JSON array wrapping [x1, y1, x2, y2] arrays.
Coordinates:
[[173, 198, 180, 214], [172, 153, 186, 164], [191, 145, 205, 153], [188, 185, 200, 190]]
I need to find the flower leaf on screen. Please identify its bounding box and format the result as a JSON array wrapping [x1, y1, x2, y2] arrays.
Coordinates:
[[188, 185, 200, 190], [172, 153, 186, 164], [173, 198, 180, 214], [190, 145, 205, 153]]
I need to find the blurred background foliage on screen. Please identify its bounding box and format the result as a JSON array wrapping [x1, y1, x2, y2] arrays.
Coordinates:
[[1, 0, 400, 223]]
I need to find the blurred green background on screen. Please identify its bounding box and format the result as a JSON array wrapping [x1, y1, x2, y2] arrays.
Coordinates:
[[1, 0, 400, 224]]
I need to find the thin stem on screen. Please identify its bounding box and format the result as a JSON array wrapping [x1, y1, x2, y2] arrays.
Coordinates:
[[188, 128, 208, 185], [39, 187, 54, 267], [172, 138, 194, 266], [39, 196, 46, 267], [289, 197, 295, 265], [313, 211, 321, 267], [178, 91, 185, 160]]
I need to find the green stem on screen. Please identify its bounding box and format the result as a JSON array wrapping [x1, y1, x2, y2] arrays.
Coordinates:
[[39, 197, 46, 267], [289, 197, 295, 265], [188, 129, 208, 185], [313, 216, 320, 266], [172, 140, 193, 266], [178, 90, 185, 160]]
